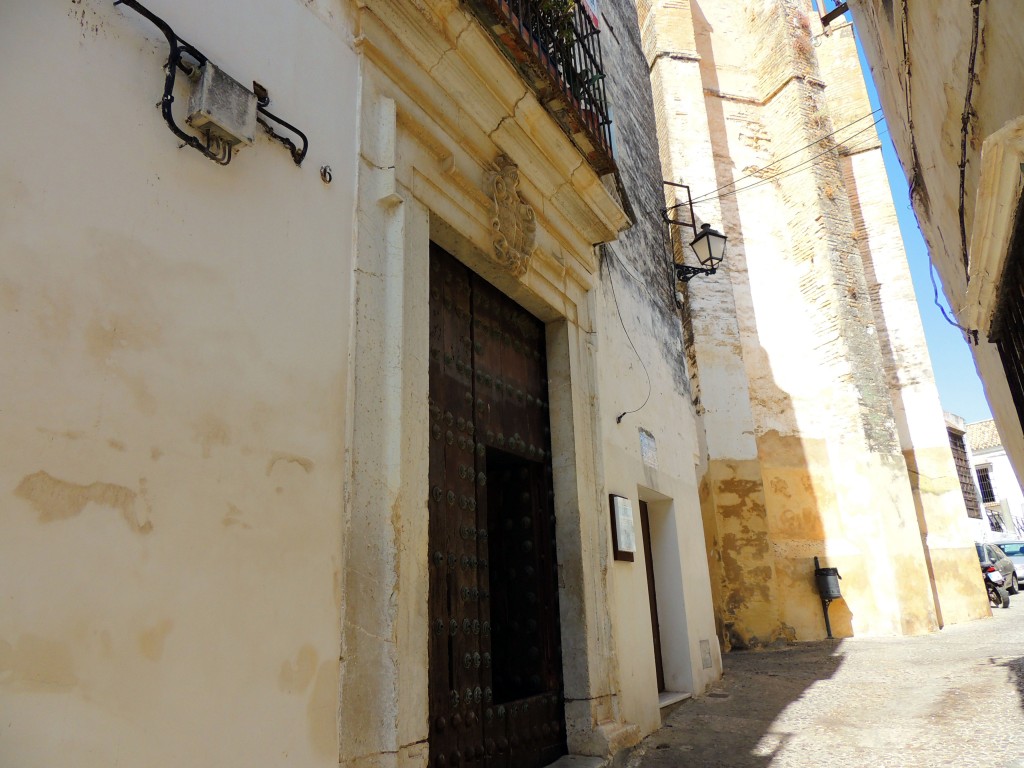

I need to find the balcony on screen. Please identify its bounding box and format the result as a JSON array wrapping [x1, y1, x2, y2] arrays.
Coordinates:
[[466, 0, 615, 174]]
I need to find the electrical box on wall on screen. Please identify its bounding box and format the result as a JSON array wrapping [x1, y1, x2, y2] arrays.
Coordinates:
[[187, 62, 257, 147], [118, 0, 308, 165]]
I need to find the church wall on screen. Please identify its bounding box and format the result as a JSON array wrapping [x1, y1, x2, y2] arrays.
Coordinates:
[[818, 21, 988, 627], [641, 0, 985, 647]]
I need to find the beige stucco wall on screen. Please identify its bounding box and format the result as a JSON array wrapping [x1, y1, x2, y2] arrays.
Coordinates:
[[589, 0, 725, 728], [1, 1, 359, 765], [817, 21, 987, 627], [840, 147, 988, 627]]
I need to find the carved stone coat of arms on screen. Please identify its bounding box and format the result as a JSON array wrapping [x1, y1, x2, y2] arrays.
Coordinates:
[[484, 154, 536, 277]]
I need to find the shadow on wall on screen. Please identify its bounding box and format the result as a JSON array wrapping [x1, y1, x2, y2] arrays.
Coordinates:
[[628, 641, 846, 767], [687, 2, 850, 648]]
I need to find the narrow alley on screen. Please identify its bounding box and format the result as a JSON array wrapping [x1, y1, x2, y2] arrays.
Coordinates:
[[628, 607, 1024, 768]]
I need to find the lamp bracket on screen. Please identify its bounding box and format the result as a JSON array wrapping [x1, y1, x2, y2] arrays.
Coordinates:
[[821, 2, 849, 28], [674, 264, 717, 283], [661, 180, 697, 236]]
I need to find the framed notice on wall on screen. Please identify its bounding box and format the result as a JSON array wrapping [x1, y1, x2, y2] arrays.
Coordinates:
[[608, 494, 636, 561]]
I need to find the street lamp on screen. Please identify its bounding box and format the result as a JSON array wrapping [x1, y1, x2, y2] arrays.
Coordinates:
[[662, 181, 728, 283], [678, 223, 727, 282]]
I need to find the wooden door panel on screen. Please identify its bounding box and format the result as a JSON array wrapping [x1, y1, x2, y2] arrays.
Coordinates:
[[429, 245, 565, 768], [429, 249, 483, 765]]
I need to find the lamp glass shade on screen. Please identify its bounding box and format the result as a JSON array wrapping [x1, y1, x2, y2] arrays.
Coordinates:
[[690, 223, 727, 268]]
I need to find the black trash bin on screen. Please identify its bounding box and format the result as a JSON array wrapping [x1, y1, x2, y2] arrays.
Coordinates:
[[815, 566, 842, 600], [813, 556, 841, 638]]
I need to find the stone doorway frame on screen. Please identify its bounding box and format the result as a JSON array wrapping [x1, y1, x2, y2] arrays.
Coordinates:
[[337, 78, 633, 767]]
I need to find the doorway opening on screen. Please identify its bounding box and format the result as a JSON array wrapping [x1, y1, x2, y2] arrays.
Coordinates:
[[638, 494, 693, 706], [427, 243, 567, 768]]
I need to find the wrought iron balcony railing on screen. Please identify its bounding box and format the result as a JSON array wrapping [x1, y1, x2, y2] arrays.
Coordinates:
[[467, 0, 615, 174]]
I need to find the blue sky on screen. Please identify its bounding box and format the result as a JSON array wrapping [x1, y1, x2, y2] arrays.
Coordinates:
[[853, 34, 994, 425]]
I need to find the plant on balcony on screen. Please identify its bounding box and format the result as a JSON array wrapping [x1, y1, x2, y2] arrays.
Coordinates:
[[533, 0, 575, 51]]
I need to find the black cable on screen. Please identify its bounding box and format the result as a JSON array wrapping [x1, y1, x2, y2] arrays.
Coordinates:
[[928, 258, 978, 344], [959, 0, 984, 278], [605, 251, 652, 423], [691, 118, 884, 204], [900, 0, 925, 205], [655, 110, 884, 220]]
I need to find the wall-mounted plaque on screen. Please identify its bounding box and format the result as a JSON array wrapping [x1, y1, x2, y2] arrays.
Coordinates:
[[609, 494, 636, 562]]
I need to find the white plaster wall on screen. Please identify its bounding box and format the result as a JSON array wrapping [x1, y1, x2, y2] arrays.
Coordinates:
[[0, 2, 359, 765], [973, 446, 1024, 538], [595, 264, 721, 733], [599, 0, 728, 692], [637, 0, 764, 465]]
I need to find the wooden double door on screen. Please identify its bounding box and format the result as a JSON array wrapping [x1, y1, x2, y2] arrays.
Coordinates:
[[428, 245, 566, 768]]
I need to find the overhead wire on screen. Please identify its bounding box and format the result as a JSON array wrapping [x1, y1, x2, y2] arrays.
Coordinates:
[[899, 0, 925, 209], [653, 109, 884, 221], [688, 108, 883, 203], [690, 117, 885, 205], [657, 84, 976, 344]]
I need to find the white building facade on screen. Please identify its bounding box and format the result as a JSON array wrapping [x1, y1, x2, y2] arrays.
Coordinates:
[[967, 420, 1024, 540]]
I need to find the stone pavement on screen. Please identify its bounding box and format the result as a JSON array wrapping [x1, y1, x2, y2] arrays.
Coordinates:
[[627, 606, 1024, 768]]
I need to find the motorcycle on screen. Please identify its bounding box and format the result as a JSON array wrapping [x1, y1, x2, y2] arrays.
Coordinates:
[[984, 565, 1011, 609]]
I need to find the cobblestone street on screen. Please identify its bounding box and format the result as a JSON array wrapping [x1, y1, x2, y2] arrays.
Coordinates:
[[627, 606, 1024, 768]]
